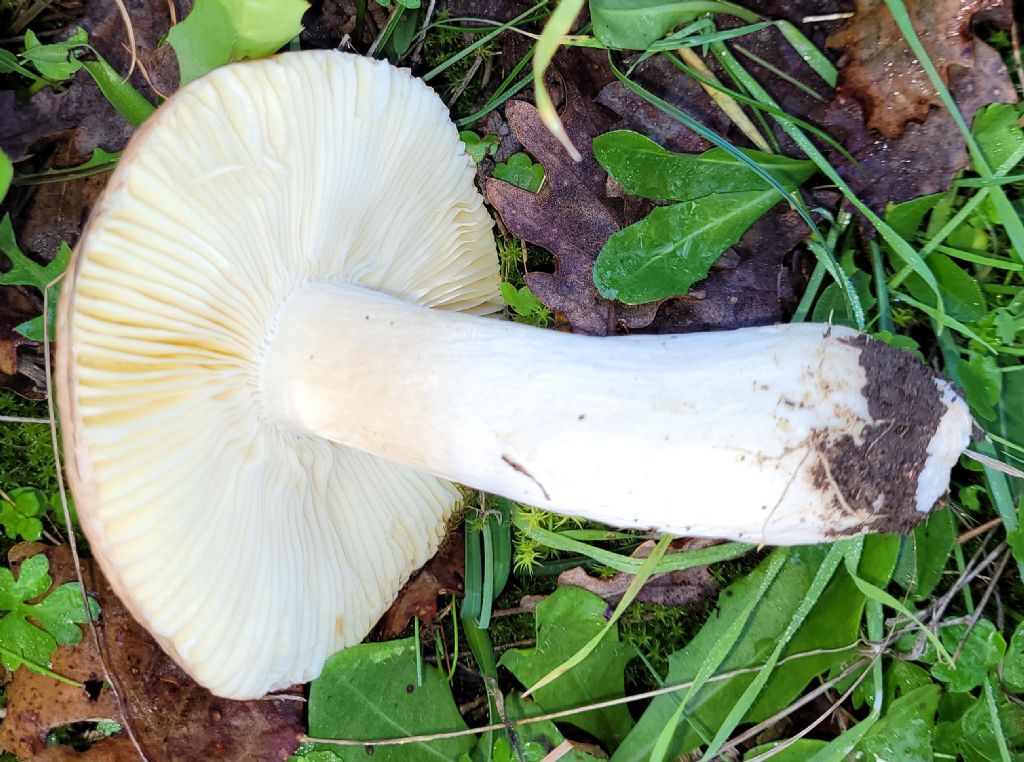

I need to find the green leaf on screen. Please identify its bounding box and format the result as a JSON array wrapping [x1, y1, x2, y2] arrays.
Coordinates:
[[593, 131, 814, 201], [743, 740, 827, 761], [0, 150, 12, 203], [0, 488, 49, 541], [500, 587, 636, 750], [903, 251, 986, 323], [973, 103, 1024, 172], [931, 620, 1005, 692], [500, 282, 549, 324], [22, 28, 86, 81], [460, 131, 498, 164], [0, 554, 98, 673], [1002, 619, 1024, 693], [589, 0, 757, 50], [613, 547, 865, 761], [168, 0, 308, 84], [957, 689, 1024, 761], [0, 223, 72, 342], [594, 185, 803, 304], [307, 637, 474, 760], [957, 350, 1002, 421], [492, 153, 545, 193], [479, 694, 603, 761], [81, 56, 155, 126], [910, 508, 956, 600], [854, 684, 939, 761], [885, 193, 942, 240]]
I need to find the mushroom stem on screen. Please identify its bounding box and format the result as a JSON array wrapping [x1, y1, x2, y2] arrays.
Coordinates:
[[263, 282, 973, 545]]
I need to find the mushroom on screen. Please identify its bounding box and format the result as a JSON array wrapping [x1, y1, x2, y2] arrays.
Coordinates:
[[57, 51, 973, 699]]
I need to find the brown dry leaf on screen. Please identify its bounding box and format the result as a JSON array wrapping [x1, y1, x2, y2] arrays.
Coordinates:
[[378, 526, 466, 638], [486, 100, 659, 335], [1, 544, 304, 761], [32, 737, 140, 761], [557, 539, 720, 607], [827, 0, 1003, 138]]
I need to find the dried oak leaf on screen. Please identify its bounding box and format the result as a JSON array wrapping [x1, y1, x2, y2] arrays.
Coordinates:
[[486, 100, 658, 335], [557, 539, 719, 607], [827, 0, 1004, 138], [32, 738, 140, 761], [378, 526, 465, 638], [1, 544, 304, 762]]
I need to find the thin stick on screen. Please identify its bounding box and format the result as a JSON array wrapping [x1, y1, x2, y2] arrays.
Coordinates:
[[962, 449, 1024, 479], [0, 415, 50, 424], [958, 517, 1003, 545], [43, 275, 150, 762], [112, 0, 138, 79], [952, 549, 1011, 663]]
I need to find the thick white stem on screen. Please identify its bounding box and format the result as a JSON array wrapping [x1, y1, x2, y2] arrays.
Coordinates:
[[263, 282, 972, 544]]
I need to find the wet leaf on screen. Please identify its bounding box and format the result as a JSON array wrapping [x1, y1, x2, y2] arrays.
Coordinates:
[[500, 586, 636, 750], [460, 130, 498, 164], [826, 0, 1001, 138], [957, 692, 1024, 760], [168, 0, 309, 84], [973, 103, 1024, 169], [854, 684, 939, 761], [0, 150, 11, 201], [1002, 620, 1024, 693], [307, 637, 474, 760], [590, 0, 756, 50], [593, 130, 813, 201], [0, 488, 49, 541], [594, 186, 803, 304], [931, 620, 1005, 692], [903, 251, 986, 324], [493, 152, 546, 192]]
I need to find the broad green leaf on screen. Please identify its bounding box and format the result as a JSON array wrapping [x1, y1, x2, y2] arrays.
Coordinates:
[[811, 273, 876, 327], [858, 533, 900, 588], [593, 131, 813, 201], [0, 222, 72, 341], [0, 150, 11, 203], [500, 587, 636, 750], [0, 554, 98, 673], [957, 350, 1002, 421], [168, 0, 308, 84], [612, 547, 864, 762], [958, 689, 1024, 761], [911, 508, 955, 599], [884, 193, 941, 240], [595, 187, 799, 303], [973, 103, 1024, 171], [883, 661, 933, 706], [931, 620, 1005, 692], [492, 153, 545, 193], [307, 637, 474, 760], [854, 684, 939, 761], [903, 251, 986, 323], [589, 0, 757, 50], [1002, 619, 1024, 693]]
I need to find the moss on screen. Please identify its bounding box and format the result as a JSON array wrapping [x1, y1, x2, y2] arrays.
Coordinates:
[[0, 391, 57, 494], [418, 11, 501, 120]]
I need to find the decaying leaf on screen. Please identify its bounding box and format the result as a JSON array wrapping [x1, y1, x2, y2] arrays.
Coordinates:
[[31, 738, 139, 761], [378, 526, 465, 638], [0, 544, 304, 761], [826, 0, 1002, 138], [486, 100, 659, 335], [557, 539, 719, 607]]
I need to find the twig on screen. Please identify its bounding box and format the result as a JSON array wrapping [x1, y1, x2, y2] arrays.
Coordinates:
[[405, 0, 438, 65], [0, 416, 50, 424], [448, 56, 483, 107], [958, 517, 1003, 545], [953, 549, 1012, 663], [112, 0, 138, 79], [801, 12, 854, 23]]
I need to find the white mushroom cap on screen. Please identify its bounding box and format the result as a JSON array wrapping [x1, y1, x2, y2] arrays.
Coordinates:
[[57, 51, 500, 699]]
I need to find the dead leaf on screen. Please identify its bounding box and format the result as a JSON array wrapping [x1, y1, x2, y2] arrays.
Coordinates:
[[378, 526, 466, 638], [32, 737, 140, 761], [557, 539, 720, 607], [1, 544, 304, 761], [486, 99, 659, 335], [827, 0, 1002, 138]]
